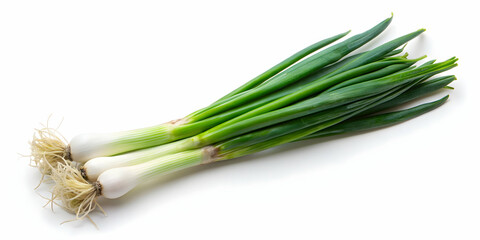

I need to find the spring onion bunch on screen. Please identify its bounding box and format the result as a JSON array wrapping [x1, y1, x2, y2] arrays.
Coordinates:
[[31, 15, 457, 221]]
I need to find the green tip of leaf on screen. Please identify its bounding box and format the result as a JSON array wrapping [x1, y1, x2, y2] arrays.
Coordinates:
[[412, 55, 427, 61], [384, 13, 394, 23], [439, 95, 450, 102], [444, 86, 455, 90], [340, 30, 352, 37]]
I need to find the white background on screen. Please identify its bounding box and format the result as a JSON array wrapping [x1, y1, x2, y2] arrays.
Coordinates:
[[1, 0, 478, 239]]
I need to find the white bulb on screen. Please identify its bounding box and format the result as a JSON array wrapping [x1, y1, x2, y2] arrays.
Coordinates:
[[69, 133, 112, 163], [98, 167, 139, 199], [83, 156, 120, 181]]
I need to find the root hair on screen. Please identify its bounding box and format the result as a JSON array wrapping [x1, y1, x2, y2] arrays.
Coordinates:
[[29, 121, 71, 178], [50, 161, 104, 220]]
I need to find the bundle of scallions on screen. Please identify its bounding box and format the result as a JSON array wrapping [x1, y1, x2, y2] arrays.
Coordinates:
[[30, 15, 457, 221]]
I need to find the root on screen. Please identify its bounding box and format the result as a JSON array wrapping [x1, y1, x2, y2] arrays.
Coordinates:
[[29, 125, 71, 177], [50, 161, 105, 220]]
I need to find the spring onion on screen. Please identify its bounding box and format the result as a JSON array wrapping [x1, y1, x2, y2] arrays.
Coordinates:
[[79, 59, 455, 182], [51, 92, 451, 219], [50, 55, 457, 219], [29, 15, 458, 222]]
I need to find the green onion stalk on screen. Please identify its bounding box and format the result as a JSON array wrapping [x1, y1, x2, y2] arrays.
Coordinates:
[[32, 16, 398, 176], [32, 15, 458, 221], [50, 56, 457, 219], [81, 58, 456, 180], [78, 54, 433, 181]]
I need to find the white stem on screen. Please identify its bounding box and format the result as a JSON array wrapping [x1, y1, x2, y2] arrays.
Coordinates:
[[83, 138, 197, 181], [98, 167, 139, 199], [70, 133, 115, 163], [69, 124, 173, 163], [98, 148, 210, 199]]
